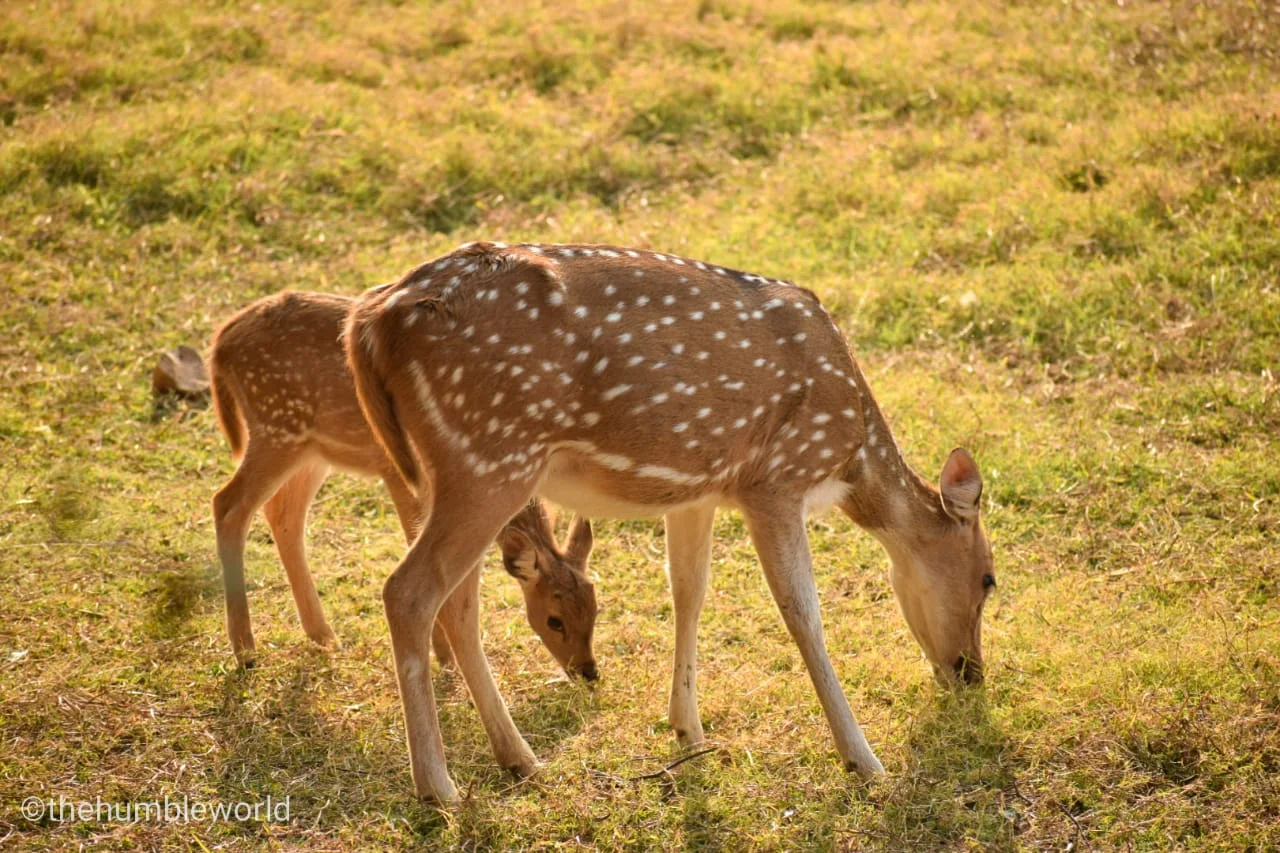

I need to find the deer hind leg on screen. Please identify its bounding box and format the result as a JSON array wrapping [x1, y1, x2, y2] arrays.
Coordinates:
[[382, 470, 454, 669], [262, 460, 336, 647], [382, 480, 536, 803], [740, 500, 885, 778], [665, 503, 716, 749], [212, 441, 303, 666]]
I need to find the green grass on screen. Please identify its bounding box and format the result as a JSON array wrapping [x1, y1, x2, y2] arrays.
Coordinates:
[[2, 0, 1278, 848]]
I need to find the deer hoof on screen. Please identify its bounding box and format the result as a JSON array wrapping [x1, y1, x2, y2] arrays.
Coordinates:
[[844, 756, 886, 779], [234, 644, 257, 670], [417, 782, 460, 805], [306, 626, 340, 648], [504, 757, 540, 780]]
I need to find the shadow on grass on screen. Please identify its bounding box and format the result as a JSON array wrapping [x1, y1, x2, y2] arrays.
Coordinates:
[[878, 688, 1022, 848], [511, 678, 599, 754], [677, 766, 739, 849], [209, 653, 406, 837], [205, 652, 603, 844], [398, 679, 606, 844], [144, 562, 222, 639]]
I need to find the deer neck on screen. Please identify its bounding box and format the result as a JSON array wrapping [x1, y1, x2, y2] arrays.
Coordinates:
[[838, 378, 944, 540]]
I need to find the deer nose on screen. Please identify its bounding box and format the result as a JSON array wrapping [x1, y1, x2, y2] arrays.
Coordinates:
[[579, 661, 599, 682], [955, 655, 983, 685]]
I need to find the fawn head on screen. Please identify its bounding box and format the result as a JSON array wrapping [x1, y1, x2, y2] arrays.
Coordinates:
[[498, 502, 599, 680]]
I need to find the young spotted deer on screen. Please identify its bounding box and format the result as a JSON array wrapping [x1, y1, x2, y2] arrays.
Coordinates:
[[208, 291, 598, 677], [347, 242, 996, 803]]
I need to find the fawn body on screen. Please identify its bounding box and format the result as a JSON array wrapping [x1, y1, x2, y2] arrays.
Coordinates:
[[347, 242, 996, 802], [209, 290, 598, 676]]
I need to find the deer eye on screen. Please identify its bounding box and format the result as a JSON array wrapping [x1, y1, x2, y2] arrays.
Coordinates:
[[547, 616, 565, 632], [982, 574, 996, 590]]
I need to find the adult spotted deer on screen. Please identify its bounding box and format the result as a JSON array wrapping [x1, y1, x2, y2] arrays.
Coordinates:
[[347, 242, 996, 803], [209, 291, 598, 677]]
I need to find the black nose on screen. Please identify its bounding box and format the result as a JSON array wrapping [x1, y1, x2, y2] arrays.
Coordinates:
[[579, 661, 599, 682], [955, 655, 983, 685]]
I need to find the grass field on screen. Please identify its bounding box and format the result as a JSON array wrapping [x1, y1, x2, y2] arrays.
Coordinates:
[[2, 0, 1278, 848]]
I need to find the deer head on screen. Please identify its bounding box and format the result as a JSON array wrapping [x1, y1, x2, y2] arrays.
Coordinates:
[[498, 501, 598, 680], [870, 448, 994, 685]]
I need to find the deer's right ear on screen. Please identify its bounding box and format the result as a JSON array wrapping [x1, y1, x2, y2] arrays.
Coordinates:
[[498, 528, 538, 582], [565, 516, 593, 564], [939, 447, 983, 522]]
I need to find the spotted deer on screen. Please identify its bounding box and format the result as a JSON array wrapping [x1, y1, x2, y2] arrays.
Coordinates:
[[209, 291, 598, 677], [346, 242, 996, 803]]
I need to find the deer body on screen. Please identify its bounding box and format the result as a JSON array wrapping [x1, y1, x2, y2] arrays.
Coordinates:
[[209, 291, 598, 676], [348, 242, 995, 803]]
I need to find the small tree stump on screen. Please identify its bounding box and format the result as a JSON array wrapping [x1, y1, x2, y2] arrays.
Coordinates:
[[152, 345, 210, 398]]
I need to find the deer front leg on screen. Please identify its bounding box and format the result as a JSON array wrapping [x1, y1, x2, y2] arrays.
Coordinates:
[[664, 503, 716, 749], [437, 560, 538, 778], [383, 471, 454, 668], [262, 461, 336, 647], [382, 543, 462, 803], [741, 500, 885, 778], [382, 484, 535, 803]]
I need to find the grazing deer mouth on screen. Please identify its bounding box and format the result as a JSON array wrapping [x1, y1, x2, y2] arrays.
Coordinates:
[[954, 654, 983, 685], [578, 661, 599, 682], [931, 655, 984, 687]]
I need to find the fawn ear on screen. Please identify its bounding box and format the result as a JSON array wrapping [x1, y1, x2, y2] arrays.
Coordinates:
[[939, 447, 983, 522], [498, 527, 538, 582], [564, 516, 594, 564]]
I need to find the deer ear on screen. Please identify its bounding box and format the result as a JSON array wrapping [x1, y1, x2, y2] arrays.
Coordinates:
[[498, 527, 538, 582], [939, 447, 983, 522], [564, 516, 593, 564]]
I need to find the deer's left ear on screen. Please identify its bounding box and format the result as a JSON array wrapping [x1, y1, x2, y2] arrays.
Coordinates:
[[564, 516, 593, 564], [498, 527, 538, 582], [939, 447, 983, 522]]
